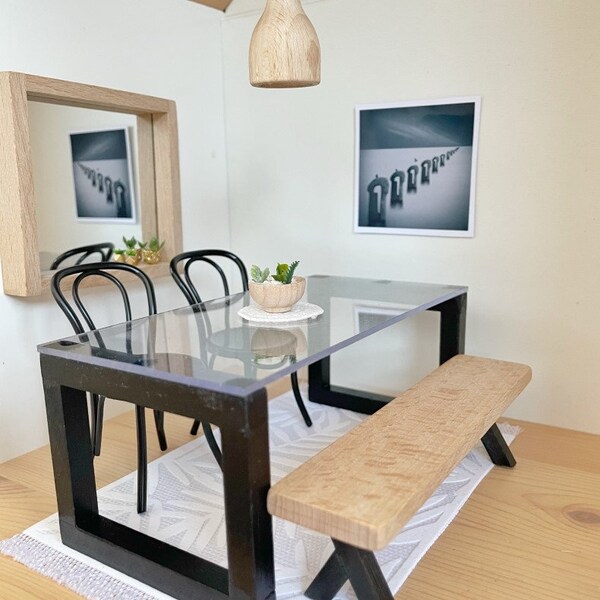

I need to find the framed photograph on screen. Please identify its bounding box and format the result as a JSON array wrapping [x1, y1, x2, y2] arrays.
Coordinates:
[[69, 127, 137, 223], [353, 302, 411, 334], [354, 97, 480, 237]]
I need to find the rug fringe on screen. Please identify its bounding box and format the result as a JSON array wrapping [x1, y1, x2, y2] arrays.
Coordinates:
[[0, 533, 158, 600]]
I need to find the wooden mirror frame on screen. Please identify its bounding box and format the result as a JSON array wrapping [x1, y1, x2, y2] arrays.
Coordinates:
[[0, 72, 182, 296]]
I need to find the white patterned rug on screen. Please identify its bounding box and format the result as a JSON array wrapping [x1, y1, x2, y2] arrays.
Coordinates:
[[0, 390, 519, 600]]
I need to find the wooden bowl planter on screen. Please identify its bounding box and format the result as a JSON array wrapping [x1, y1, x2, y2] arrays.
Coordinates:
[[249, 276, 305, 313]]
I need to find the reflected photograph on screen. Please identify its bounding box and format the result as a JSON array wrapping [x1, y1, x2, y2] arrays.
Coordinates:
[[69, 127, 137, 223]]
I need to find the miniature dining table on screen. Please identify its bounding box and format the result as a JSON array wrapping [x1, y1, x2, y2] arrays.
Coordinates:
[[38, 275, 467, 600]]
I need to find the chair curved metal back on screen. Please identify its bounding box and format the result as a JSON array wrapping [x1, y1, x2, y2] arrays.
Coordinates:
[[50, 261, 165, 515], [169, 249, 312, 443], [169, 249, 249, 306], [169, 249, 253, 461], [50, 242, 115, 270], [51, 262, 157, 336]]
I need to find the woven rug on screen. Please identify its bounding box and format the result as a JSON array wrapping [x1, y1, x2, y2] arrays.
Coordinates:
[[0, 390, 519, 600]]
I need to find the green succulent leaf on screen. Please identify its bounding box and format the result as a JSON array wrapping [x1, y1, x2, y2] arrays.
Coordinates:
[[122, 236, 137, 249], [147, 236, 165, 252], [272, 260, 299, 284], [250, 265, 270, 283], [285, 260, 299, 284], [272, 263, 288, 283]]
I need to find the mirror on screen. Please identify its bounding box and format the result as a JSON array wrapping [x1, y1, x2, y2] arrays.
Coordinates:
[[28, 102, 142, 270], [0, 71, 182, 296]]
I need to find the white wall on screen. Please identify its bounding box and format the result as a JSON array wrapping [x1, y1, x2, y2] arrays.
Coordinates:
[[2, 0, 599, 463], [0, 0, 230, 462], [222, 0, 600, 434]]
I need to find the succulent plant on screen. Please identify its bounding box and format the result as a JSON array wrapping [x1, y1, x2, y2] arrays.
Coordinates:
[[146, 236, 165, 252], [251, 261, 300, 284], [251, 264, 270, 283], [272, 260, 299, 284], [122, 236, 137, 250]]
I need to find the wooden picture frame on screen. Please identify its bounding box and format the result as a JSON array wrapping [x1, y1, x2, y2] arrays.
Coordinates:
[[0, 71, 182, 296]]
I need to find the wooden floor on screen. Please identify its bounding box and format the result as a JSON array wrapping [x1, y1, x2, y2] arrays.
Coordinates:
[[0, 384, 599, 599]]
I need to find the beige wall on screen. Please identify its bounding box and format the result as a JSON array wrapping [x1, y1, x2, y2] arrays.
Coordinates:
[[222, 0, 600, 433], [0, 0, 231, 462], [1, 0, 599, 463]]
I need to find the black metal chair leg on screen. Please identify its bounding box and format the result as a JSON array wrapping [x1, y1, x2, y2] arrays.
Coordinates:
[[91, 393, 105, 457], [291, 371, 312, 427], [190, 419, 201, 435], [202, 422, 223, 469], [481, 423, 516, 467], [135, 405, 148, 514], [153, 409, 168, 451]]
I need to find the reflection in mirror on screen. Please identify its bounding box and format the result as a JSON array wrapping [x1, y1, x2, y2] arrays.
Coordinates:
[[0, 71, 181, 297], [28, 102, 142, 271]]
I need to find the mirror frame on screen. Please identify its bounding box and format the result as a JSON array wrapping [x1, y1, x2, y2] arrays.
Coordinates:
[[0, 71, 182, 296]]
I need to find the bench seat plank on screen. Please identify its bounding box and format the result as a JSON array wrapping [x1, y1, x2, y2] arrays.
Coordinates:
[[267, 355, 531, 551]]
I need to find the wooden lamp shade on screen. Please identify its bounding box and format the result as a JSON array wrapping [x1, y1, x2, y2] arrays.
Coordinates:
[[249, 0, 321, 88]]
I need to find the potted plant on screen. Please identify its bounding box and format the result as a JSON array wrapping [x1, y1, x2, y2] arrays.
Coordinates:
[[140, 236, 165, 264], [249, 260, 305, 313], [113, 236, 140, 265], [113, 248, 126, 263]]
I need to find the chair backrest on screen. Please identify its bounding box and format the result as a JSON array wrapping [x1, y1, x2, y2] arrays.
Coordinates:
[[169, 249, 249, 306], [51, 262, 157, 336], [50, 242, 115, 270]]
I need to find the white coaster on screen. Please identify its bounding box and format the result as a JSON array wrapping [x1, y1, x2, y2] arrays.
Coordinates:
[[238, 302, 324, 323]]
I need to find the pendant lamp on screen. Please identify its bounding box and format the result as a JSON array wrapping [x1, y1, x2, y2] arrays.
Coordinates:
[[249, 0, 321, 88]]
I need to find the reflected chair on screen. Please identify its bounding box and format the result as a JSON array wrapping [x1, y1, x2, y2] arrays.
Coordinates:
[[51, 262, 167, 513], [169, 249, 312, 441], [50, 242, 114, 270]]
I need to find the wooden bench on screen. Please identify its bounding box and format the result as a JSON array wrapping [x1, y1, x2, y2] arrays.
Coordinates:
[[267, 354, 532, 600]]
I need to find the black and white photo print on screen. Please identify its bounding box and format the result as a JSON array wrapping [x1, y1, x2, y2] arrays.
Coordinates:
[[355, 98, 480, 236], [69, 127, 136, 223]]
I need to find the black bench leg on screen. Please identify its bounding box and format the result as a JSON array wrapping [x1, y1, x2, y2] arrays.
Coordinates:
[[306, 541, 393, 600], [333, 540, 394, 600], [305, 550, 347, 600], [481, 423, 516, 467]]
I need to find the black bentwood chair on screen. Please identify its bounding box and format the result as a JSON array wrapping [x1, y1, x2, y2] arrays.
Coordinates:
[[169, 249, 313, 443], [50, 242, 115, 270], [50, 262, 168, 514]]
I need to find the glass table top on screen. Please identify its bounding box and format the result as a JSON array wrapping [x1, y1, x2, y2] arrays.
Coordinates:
[[38, 275, 467, 396]]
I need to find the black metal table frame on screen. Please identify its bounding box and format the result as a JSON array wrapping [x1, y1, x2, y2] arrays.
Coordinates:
[[308, 294, 467, 414], [40, 291, 468, 600]]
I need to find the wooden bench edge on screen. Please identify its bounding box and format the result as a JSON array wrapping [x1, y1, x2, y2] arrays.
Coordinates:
[[268, 355, 532, 551]]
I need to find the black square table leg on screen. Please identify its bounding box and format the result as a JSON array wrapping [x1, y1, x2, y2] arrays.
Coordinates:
[[432, 292, 467, 365], [41, 354, 274, 600], [221, 389, 276, 600], [43, 378, 99, 528]]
